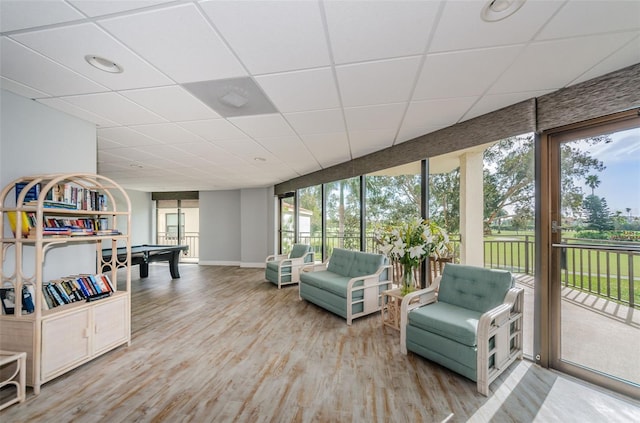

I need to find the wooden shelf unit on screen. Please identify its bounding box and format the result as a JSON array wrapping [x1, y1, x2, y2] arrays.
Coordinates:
[[0, 173, 132, 395]]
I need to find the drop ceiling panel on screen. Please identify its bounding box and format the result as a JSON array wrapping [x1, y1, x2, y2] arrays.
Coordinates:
[[98, 126, 164, 147], [463, 90, 552, 122], [414, 46, 523, 100], [38, 98, 120, 127], [129, 123, 206, 144], [403, 97, 477, 130], [228, 114, 296, 138], [1, 76, 49, 99], [1, 37, 107, 96], [572, 34, 640, 85], [211, 138, 273, 161], [489, 32, 639, 94], [68, 0, 175, 17], [0, 0, 84, 32], [324, 0, 438, 64], [11, 23, 173, 90], [62, 92, 166, 125], [284, 109, 346, 135], [120, 86, 220, 121], [396, 123, 448, 144], [300, 132, 351, 168], [336, 56, 421, 107], [177, 119, 251, 142], [200, 0, 330, 74], [255, 68, 340, 112], [344, 103, 406, 132], [99, 3, 246, 83], [430, 0, 562, 52], [348, 129, 397, 158], [97, 137, 124, 150], [537, 0, 640, 40]]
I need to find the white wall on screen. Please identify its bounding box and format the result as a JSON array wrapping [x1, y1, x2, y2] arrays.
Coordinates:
[[199, 190, 241, 265], [240, 188, 269, 267], [1, 89, 97, 279], [125, 189, 153, 245]]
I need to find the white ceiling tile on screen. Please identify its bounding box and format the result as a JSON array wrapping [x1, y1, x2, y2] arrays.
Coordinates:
[[99, 3, 246, 83], [490, 32, 639, 94], [12, 23, 173, 91], [211, 138, 272, 161], [537, 0, 640, 40], [69, 0, 175, 17], [228, 114, 295, 138], [1, 37, 107, 96], [256, 135, 319, 174], [0, 0, 84, 32], [571, 34, 640, 85], [145, 144, 199, 160], [99, 147, 158, 163], [403, 97, 478, 129], [170, 141, 242, 165], [38, 97, 120, 127], [344, 103, 406, 132], [1, 76, 50, 99], [396, 123, 448, 144], [414, 46, 523, 100], [463, 90, 552, 122], [430, 0, 562, 52], [255, 68, 340, 112], [62, 92, 166, 125], [348, 129, 397, 158], [284, 109, 346, 135], [97, 137, 124, 150], [177, 119, 251, 142], [98, 126, 163, 147], [324, 0, 439, 64], [299, 132, 351, 167], [200, 0, 330, 74], [336, 56, 421, 107], [120, 86, 220, 121], [129, 123, 206, 144]]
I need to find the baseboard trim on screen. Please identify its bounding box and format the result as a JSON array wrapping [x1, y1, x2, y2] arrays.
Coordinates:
[[199, 260, 241, 266], [240, 262, 265, 268]]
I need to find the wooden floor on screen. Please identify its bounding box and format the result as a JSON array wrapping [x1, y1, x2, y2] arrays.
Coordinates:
[[1, 264, 639, 422]]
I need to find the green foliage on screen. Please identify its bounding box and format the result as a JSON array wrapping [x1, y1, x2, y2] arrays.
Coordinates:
[[429, 168, 460, 234], [582, 194, 614, 232], [574, 230, 610, 240]]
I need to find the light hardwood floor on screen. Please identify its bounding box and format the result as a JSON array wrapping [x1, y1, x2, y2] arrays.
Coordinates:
[[1, 264, 639, 422]]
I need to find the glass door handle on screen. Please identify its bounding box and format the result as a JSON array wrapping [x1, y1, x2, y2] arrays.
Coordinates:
[[551, 221, 565, 233]]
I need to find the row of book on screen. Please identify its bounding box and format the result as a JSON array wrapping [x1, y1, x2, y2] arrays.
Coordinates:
[[6, 212, 120, 238], [15, 181, 108, 211], [43, 274, 115, 310], [0, 285, 35, 315]]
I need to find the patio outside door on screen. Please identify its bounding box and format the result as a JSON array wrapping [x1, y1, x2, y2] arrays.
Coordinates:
[[546, 111, 639, 399]]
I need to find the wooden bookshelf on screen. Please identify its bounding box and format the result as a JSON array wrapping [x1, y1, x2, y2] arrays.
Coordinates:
[[0, 173, 131, 395]]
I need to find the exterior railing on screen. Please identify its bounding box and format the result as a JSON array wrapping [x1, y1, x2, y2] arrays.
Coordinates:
[[157, 232, 199, 260], [285, 231, 639, 308]]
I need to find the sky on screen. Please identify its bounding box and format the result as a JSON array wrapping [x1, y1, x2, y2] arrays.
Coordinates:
[[576, 127, 640, 216]]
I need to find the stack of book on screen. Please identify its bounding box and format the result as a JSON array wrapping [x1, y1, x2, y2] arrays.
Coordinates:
[[42, 274, 115, 309]]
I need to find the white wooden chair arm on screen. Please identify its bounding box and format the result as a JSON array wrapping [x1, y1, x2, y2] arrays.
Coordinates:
[[301, 262, 328, 273], [399, 287, 438, 354], [265, 253, 288, 262], [346, 264, 392, 290]]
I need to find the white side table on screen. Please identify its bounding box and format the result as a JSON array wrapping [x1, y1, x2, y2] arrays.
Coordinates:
[[0, 350, 27, 410]]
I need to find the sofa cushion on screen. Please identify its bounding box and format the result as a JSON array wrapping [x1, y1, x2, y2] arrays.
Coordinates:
[[348, 251, 385, 278], [437, 264, 512, 314], [408, 302, 481, 347], [290, 244, 310, 259], [299, 270, 362, 300], [326, 248, 354, 276]]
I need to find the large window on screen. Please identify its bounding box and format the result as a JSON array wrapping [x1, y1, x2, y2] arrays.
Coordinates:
[[365, 162, 421, 252], [325, 177, 361, 257], [298, 185, 322, 259], [156, 198, 199, 261]]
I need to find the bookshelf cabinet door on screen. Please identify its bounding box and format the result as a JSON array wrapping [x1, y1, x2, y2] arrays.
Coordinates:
[[41, 309, 91, 380], [93, 296, 128, 354]]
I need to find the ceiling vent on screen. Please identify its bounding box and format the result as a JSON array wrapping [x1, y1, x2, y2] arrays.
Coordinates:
[[182, 77, 278, 118]]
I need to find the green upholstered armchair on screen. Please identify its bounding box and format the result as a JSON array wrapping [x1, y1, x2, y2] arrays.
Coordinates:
[[265, 244, 314, 289], [400, 263, 524, 396]]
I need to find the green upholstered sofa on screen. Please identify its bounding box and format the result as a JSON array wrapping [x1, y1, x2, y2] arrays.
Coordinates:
[[400, 263, 524, 396], [265, 244, 314, 289], [299, 248, 392, 325]]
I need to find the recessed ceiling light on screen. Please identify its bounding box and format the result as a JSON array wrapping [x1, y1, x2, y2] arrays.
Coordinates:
[[254, 157, 266, 162], [481, 0, 526, 22], [85, 55, 123, 73], [129, 163, 143, 168]]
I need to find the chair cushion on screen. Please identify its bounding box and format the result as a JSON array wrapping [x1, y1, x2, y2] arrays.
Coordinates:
[[290, 244, 310, 259], [266, 260, 287, 272], [437, 264, 512, 313], [299, 270, 362, 300], [348, 251, 385, 278], [408, 302, 481, 347], [326, 248, 354, 276]]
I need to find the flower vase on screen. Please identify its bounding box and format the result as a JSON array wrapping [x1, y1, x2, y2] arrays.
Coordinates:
[[401, 264, 416, 295]]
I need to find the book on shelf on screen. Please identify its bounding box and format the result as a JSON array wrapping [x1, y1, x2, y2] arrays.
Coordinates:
[[42, 273, 113, 309], [15, 182, 40, 203], [0, 285, 35, 315]]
